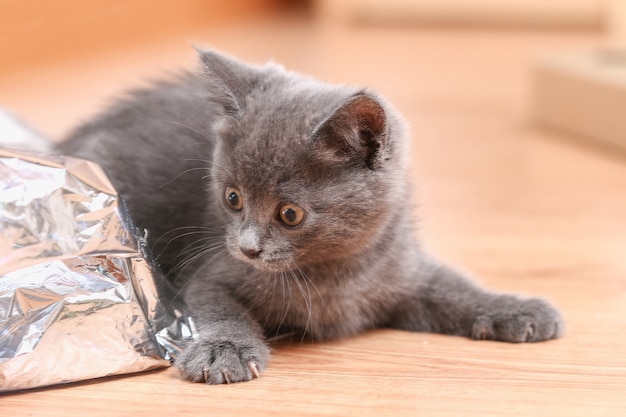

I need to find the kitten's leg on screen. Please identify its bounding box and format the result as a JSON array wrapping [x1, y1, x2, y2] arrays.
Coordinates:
[[175, 282, 270, 384], [388, 258, 563, 342]]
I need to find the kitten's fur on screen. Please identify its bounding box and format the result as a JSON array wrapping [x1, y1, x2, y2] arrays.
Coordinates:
[[58, 49, 563, 384]]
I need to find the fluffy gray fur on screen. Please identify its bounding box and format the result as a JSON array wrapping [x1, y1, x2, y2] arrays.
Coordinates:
[[58, 49, 563, 384]]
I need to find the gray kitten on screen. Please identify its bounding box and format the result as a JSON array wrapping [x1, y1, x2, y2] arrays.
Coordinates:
[[58, 49, 563, 384]]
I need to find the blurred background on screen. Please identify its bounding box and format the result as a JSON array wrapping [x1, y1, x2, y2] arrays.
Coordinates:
[[1, 0, 625, 280], [2, 0, 626, 145]]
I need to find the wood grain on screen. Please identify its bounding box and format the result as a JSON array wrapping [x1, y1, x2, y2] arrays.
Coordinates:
[[1, 11, 625, 417]]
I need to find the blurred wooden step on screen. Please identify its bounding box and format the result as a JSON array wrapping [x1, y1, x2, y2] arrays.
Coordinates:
[[533, 49, 626, 152]]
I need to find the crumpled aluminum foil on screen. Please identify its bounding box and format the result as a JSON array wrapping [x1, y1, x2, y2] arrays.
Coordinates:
[[0, 142, 195, 391]]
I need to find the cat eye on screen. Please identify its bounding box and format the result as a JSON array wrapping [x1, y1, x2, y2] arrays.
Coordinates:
[[225, 186, 243, 211], [279, 204, 305, 227]]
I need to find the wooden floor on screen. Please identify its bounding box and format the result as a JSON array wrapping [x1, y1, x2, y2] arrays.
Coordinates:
[[2, 13, 626, 417]]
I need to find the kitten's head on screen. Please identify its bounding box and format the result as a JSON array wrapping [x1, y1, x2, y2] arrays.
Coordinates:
[[199, 49, 410, 273]]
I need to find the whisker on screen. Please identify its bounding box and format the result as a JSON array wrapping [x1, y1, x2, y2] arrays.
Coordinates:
[[168, 242, 225, 276], [153, 225, 217, 246], [184, 158, 213, 165], [163, 245, 229, 311], [168, 234, 221, 259], [158, 166, 212, 189], [261, 272, 279, 332], [275, 270, 292, 340], [290, 268, 312, 341], [237, 270, 274, 316], [295, 264, 324, 305], [154, 228, 218, 260]]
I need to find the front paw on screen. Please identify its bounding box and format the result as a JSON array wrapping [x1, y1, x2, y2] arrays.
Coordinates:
[[472, 297, 563, 343], [175, 336, 270, 384]]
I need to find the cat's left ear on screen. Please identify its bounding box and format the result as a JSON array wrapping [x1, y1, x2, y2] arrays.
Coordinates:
[[196, 48, 259, 116], [312, 93, 388, 170]]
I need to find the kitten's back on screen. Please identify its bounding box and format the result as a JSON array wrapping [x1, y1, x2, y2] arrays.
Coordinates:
[[58, 73, 220, 274]]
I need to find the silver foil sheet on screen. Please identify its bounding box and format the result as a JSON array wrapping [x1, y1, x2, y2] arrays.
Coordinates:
[[0, 142, 194, 391]]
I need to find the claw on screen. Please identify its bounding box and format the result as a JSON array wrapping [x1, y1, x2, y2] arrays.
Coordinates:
[[222, 370, 232, 384], [202, 367, 210, 383], [525, 324, 535, 342], [248, 361, 260, 379]]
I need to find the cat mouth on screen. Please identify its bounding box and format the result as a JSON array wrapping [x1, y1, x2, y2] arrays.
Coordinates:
[[252, 256, 292, 273], [232, 249, 293, 272]]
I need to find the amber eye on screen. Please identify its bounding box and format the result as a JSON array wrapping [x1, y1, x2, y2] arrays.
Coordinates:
[[279, 204, 305, 227], [225, 186, 243, 210]]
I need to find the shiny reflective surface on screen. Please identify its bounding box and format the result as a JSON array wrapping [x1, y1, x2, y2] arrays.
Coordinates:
[[0, 139, 193, 391]]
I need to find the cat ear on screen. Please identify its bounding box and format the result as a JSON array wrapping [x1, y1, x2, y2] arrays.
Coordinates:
[[196, 48, 258, 116], [312, 93, 388, 169]]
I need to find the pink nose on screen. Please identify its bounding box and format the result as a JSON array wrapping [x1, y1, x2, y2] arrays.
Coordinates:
[[240, 246, 261, 259]]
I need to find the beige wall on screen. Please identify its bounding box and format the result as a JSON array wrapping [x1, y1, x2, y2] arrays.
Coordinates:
[[0, 0, 282, 77], [315, 0, 608, 28]]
